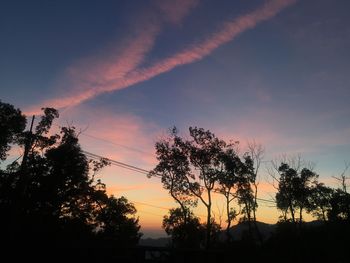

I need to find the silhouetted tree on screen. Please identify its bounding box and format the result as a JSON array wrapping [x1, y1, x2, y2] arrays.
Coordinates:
[[95, 195, 142, 247], [236, 154, 256, 238], [0, 102, 142, 248], [163, 208, 203, 249], [151, 127, 225, 248], [0, 100, 26, 161], [216, 146, 241, 241], [328, 189, 350, 222], [184, 127, 225, 248], [247, 141, 264, 243], [332, 162, 349, 193], [151, 127, 262, 248], [216, 147, 257, 242], [149, 127, 197, 224], [275, 163, 318, 227], [308, 183, 334, 222], [327, 163, 350, 222]]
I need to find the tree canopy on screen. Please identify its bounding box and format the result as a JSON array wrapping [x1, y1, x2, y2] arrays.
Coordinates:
[[0, 101, 141, 248]]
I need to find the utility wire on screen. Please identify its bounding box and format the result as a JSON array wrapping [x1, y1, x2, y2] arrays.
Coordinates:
[[83, 149, 276, 204], [83, 150, 159, 177], [53, 122, 153, 156], [81, 132, 152, 156], [55, 123, 276, 202], [133, 201, 170, 211]]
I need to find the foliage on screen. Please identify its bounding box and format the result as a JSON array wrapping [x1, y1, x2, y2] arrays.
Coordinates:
[[275, 163, 318, 225], [149, 127, 197, 222], [95, 195, 142, 246], [328, 189, 350, 221], [0, 103, 141, 247], [308, 183, 334, 221], [151, 126, 259, 247], [162, 208, 204, 248], [0, 100, 26, 160]]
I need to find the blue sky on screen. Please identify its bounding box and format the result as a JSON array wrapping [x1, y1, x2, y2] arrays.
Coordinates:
[[1, 0, 350, 236]]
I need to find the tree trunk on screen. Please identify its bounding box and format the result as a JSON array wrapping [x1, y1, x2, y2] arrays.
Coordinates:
[[225, 194, 232, 242], [253, 183, 258, 222], [299, 207, 303, 230], [289, 203, 295, 224], [321, 208, 327, 222], [206, 191, 212, 249], [170, 187, 187, 224], [245, 200, 253, 240], [252, 183, 263, 244]]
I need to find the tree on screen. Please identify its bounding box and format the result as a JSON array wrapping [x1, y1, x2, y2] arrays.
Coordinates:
[[308, 183, 334, 222], [149, 127, 197, 224], [151, 127, 227, 248], [216, 147, 241, 241], [95, 195, 142, 247], [184, 127, 226, 248], [274, 163, 318, 227], [162, 208, 204, 249], [216, 147, 257, 242], [0, 100, 26, 161], [151, 127, 259, 247], [327, 163, 350, 222], [246, 141, 264, 243], [332, 162, 350, 193], [328, 189, 350, 222], [0, 102, 142, 248], [247, 141, 264, 223]]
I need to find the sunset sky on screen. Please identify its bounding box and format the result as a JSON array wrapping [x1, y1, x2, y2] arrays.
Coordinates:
[[1, 0, 350, 237]]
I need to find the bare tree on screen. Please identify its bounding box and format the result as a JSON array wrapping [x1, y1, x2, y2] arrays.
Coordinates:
[[332, 162, 350, 193], [247, 141, 264, 222]]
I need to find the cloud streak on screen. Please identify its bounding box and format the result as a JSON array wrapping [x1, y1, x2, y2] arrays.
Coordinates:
[[26, 0, 296, 114]]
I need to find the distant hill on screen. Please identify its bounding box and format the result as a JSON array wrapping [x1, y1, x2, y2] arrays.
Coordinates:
[[139, 237, 171, 247], [226, 220, 324, 241], [139, 220, 325, 246], [227, 221, 276, 241]]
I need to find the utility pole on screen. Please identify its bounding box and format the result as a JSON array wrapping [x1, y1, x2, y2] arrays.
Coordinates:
[[12, 115, 35, 241], [20, 115, 35, 172], [19, 115, 35, 196]]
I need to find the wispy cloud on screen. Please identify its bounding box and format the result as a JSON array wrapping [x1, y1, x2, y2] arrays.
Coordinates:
[[25, 0, 296, 114], [57, 105, 159, 168]]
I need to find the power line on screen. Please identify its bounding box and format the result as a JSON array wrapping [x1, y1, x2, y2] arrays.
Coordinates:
[[256, 197, 275, 203], [136, 209, 164, 218], [83, 150, 158, 177], [83, 149, 276, 204], [53, 123, 277, 204], [81, 132, 152, 156], [133, 201, 171, 211], [133, 201, 208, 218], [53, 122, 153, 156]]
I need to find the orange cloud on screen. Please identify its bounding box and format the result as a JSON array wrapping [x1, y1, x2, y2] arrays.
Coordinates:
[[25, 0, 296, 115]]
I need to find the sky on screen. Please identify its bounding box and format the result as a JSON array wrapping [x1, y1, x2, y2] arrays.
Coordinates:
[[1, 0, 350, 237]]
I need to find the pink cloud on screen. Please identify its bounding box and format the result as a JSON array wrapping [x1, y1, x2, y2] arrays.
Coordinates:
[[153, 0, 199, 25], [57, 105, 159, 170], [25, 0, 296, 115]]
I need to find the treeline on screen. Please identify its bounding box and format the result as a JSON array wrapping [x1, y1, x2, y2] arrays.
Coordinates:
[[149, 127, 350, 250], [0, 101, 141, 251], [1, 100, 349, 262]]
